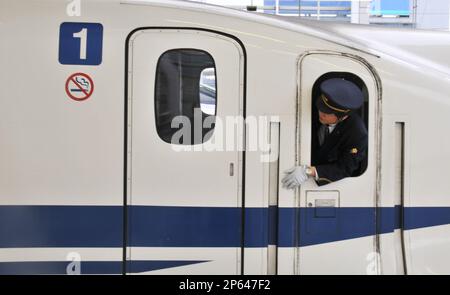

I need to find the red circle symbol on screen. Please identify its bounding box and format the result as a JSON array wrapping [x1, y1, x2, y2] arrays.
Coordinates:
[[65, 73, 94, 101]]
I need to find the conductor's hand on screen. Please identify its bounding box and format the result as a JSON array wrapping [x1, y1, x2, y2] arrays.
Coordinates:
[[281, 165, 309, 190]]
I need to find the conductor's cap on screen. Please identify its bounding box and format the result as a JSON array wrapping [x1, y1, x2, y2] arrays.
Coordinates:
[[316, 78, 364, 116]]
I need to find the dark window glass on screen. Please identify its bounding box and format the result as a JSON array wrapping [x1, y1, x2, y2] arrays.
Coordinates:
[[155, 49, 217, 145], [311, 72, 369, 177]]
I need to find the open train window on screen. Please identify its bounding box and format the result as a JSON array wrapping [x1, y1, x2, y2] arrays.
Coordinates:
[[311, 72, 369, 177], [155, 49, 217, 145]]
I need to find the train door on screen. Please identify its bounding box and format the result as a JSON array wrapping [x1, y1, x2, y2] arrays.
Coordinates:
[[295, 52, 380, 274], [126, 29, 245, 274]]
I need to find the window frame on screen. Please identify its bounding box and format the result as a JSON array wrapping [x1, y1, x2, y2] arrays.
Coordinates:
[[310, 71, 369, 178], [153, 48, 218, 145]]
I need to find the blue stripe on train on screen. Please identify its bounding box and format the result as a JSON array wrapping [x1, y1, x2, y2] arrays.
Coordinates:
[[1, 206, 450, 248], [0, 206, 123, 248], [129, 206, 241, 247], [0, 260, 208, 275]]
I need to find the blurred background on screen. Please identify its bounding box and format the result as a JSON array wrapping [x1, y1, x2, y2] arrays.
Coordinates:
[[187, 0, 450, 30]]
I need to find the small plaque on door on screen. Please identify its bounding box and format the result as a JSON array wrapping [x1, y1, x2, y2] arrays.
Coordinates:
[[306, 190, 340, 233], [315, 199, 336, 207]]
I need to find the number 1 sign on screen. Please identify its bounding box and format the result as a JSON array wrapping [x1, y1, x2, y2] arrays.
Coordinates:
[[59, 22, 103, 66]]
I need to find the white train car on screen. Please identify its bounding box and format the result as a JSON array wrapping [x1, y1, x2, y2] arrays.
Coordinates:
[[1, 0, 450, 275]]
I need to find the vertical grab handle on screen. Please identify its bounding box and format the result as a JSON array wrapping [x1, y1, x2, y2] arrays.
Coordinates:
[[267, 122, 280, 275], [394, 122, 407, 274]]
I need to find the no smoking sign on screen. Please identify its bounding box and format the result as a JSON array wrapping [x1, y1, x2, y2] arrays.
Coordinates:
[[65, 73, 94, 101]]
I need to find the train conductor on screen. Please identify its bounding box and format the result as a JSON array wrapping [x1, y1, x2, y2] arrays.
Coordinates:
[[282, 78, 368, 189]]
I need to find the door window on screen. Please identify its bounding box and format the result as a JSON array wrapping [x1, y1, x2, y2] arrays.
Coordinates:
[[311, 72, 369, 178], [155, 49, 217, 145]]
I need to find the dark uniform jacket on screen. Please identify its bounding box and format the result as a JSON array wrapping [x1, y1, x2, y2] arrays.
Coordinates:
[[311, 114, 368, 186]]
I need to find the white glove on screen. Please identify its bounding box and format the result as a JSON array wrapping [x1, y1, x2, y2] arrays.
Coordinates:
[[281, 165, 309, 190]]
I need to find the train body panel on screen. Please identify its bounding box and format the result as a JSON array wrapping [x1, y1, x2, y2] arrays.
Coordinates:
[[1, 0, 450, 274]]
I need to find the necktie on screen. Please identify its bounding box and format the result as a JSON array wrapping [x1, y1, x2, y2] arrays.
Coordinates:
[[318, 124, 330, 146]]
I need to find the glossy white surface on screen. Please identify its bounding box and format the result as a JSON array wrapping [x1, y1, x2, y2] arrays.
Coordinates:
[[1, 0, 450, 274]]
